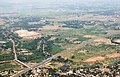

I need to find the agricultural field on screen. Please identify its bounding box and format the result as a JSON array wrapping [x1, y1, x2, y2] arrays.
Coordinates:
[[0, 0, 120, 76]]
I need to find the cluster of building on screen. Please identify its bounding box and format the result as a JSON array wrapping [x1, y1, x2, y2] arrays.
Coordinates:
[[28, 61, 120, 77], [0, 69, 15, 77]]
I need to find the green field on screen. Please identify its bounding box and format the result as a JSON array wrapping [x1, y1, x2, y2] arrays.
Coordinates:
[[73, 44, 118, 60], [0, 62, 22, 71]]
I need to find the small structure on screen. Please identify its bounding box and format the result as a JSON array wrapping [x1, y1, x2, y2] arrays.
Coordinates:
[[65, 38, 81, 44], [18, 49, 33, 55], [48, 37, 57, 41], [0, 41, 6, 44], [83, 35, 97, 39], [0, 41, 6, 47], [114, 26, 120, 30], [0, 71, 9, 77], [112, 39, 120, 44], [67, 70, 73, 75], [60, 65, 70, 70]]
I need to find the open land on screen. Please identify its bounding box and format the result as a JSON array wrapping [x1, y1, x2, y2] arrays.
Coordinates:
[[0, 0, 120, 76]]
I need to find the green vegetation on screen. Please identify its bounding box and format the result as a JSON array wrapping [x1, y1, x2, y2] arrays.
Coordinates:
[[17, 36, 64, 62], [73, 44, 118, 60], [73, 51, 96, 61], [21, 40, 37, 50], [80, 44, 117, 52], [18, 51, 45, 63], [57, 28, 106, 39], [0, 62, 22, 71], [19, 38, 47, 62], [61, 20, 84, 28], [0, 49, 2, 52], [0, 53, 14, 61], [5, 42, 13, 49], [50, 44, 64, 54], [18, 42, 63, 63]]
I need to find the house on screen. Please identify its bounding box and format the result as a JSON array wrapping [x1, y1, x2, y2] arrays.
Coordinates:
[[67, 70, 73, 75]]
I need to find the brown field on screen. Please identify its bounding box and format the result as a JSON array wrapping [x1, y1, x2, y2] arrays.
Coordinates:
[[93, 38, 111, 44], [115, 17, 120, 24], [84, 56, 105, 63], [42, 62, 64, 69], [46, 14, 116, 22], [101, 68, 110, 73], [83, 35, 97, 39], [106, 30, 120, 36], [106, 53, 120, 58], [0, 19, 5, 26], [39, 25, 69, 30], [15, 30, 40, 39], [27, 62, 37, 67]]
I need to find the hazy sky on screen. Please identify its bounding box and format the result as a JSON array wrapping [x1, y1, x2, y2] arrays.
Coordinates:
[[0, 0, 119, 15], [1, 0, 76, 3], [0, 0, 120, 8], [1, 0, 119, 4]]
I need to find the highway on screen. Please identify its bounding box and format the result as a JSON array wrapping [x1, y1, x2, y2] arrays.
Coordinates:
[[11, 57, 53, 77]]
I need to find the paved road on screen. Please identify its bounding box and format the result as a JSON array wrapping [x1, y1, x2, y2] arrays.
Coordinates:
[[10, 39, 31, 68], [10, 38, 18, 60], [11, 38, 96, 77], [11, 57, 53, 77]]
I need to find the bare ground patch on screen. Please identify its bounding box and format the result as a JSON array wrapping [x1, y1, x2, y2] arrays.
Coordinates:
[[15, 30, 40, 39], [93, 38, 111, 44], [106, 53, 120, 58], [83, 56, 105, 63], [39, 25, 69, 30], [26, 62, 37, 67], [83, 35, 97, 39]]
